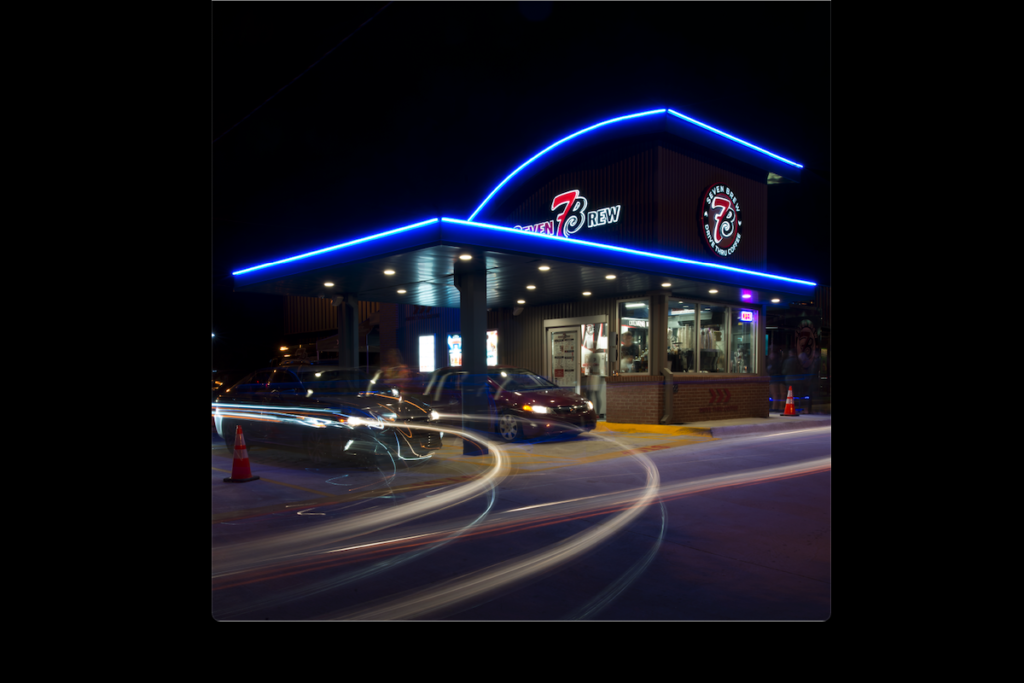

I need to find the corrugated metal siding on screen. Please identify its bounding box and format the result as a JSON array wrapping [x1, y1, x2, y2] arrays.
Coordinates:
[[488, 298, 618, 374], [284, 296, 380, 335], [657, 146, 767, 271], [499, 148, 659, 252]]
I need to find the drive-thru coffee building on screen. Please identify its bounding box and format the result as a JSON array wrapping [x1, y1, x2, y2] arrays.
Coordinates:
[[231, 108, 821, 424]]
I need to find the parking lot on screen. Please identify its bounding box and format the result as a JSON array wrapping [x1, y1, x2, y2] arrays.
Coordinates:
[[212, 416, 830, 621]]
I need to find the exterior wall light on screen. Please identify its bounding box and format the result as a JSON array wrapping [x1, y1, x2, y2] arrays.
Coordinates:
[[709, 289, 718, 294], [384, 270, 395, 275], [324, 282, 334, 287], [605, 274, 616, 280], [538, 265, 551, 271], [582, 292, 591, 296], [459, 254, 472, 260], [397, 289, 407, 294]]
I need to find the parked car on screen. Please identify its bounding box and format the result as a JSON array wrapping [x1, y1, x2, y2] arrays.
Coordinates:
[[417, 366, 597, 442], [214, 365, 443, 465]]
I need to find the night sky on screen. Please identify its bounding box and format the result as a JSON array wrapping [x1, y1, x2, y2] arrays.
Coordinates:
[[212, 2, 830, 370]]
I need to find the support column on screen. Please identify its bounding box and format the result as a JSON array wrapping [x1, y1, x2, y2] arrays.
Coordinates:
[[333, 294, 359, 368], [650, 291, 668, 377], [454, 258, 488, 455]]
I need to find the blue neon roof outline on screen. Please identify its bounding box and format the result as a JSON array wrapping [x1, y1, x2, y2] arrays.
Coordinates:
[[467, 107, 803, 222], [467, 109, 666, 221], [231, 218, 439, 275], [440, 218, 815, 286], [231, 216, 815, 287], [666, 109, 803, 169]]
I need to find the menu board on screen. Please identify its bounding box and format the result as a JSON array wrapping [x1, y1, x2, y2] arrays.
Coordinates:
[[550, 329, 579, 388]]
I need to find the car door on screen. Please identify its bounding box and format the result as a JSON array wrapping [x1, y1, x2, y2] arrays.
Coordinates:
[[230, 370, 273, 440], [264, 368, 304, 444]]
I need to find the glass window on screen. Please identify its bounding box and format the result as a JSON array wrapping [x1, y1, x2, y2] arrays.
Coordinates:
[[618, 299, 650, 374], [730, 309, 757, 374], [697, 305, 727, 373], [668, 301, 697, 373]]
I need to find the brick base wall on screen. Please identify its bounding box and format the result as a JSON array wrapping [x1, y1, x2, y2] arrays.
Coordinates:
[[606, 374, 769, 424]]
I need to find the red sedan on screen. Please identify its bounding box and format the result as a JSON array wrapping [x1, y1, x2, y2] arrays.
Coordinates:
[[417, 366, 597, 442]]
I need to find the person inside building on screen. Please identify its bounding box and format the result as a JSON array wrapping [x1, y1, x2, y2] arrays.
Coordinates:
[[620, 331, 640, 373]]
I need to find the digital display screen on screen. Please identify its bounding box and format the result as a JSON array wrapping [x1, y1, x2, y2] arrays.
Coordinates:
[[447, 334, 462, 366]]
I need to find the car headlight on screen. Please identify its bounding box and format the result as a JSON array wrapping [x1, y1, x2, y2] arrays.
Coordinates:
[[430, 410, 440, 421], [586, 400, 594, 411], [525, 405, 549, 414]]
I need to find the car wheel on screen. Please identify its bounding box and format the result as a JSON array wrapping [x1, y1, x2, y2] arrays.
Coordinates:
[[304, 428, 331, 463], [497, 412, 522, 442]]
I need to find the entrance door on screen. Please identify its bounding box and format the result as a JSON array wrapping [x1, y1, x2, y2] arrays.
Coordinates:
[[548, 327, 580, 393]]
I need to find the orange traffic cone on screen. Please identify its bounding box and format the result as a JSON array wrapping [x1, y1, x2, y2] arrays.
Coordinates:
[[224, 425, 260, 483], [782, 385, 799, 416]]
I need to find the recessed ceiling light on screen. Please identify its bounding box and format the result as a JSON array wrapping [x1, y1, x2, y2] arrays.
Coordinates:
[[605, 274, 616, 280], [526, 285, 536, 289], [324, 282, 334, 287], [709, 289, 718, 294], [582, 291, 592, 296], [517, 299, 526, 304], [771, 298, 780, 303], [661, 283, 671, 287], [459, 254, 472, 260], [383, 270, 395, 275], [397, 289, 407, 294]]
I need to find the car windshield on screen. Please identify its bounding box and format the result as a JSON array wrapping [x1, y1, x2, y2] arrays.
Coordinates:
[[301, 368, 393, 395], [487, 369, 558, 391]]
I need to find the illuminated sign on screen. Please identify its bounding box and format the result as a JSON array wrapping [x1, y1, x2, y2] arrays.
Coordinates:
[[487, 330, 498, 367], [514, 190, 621, 238], [740, 311, 754, 322], [701, 184, 743, 257], [447, 334, 462, 366], [419, 335, 435, 373]]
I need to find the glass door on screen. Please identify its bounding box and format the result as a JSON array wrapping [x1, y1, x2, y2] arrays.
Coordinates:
[[548, 327, 580, 393]]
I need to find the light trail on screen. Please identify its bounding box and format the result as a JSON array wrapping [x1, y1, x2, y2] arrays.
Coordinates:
[[212, 418, 830, 620]]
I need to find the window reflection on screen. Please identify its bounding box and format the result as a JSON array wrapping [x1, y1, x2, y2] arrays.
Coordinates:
[[699, 305, 727, 373], [618, 299, 649, 373], [668, 302, 696, 372]]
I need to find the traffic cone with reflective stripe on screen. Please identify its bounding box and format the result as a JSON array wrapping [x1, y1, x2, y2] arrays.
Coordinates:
[[224, 425, 260, 483], [782, 385, 799, 416]]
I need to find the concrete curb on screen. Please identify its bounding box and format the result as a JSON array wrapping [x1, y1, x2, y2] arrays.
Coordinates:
[[709, 416, 831, 438], [597, 415, 831, 439]]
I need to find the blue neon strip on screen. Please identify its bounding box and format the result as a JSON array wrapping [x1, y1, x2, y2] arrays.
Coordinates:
[[467, 109, 667, 222], [231, 218, 440, 276], [440, 218, 815, 286], [667, 109, 803, 169]]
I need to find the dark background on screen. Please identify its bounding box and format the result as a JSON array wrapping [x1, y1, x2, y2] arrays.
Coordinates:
[[211, 2, 830, 372]]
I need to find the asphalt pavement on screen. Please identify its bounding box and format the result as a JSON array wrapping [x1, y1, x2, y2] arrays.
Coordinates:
[[211, 410, 831, 620]]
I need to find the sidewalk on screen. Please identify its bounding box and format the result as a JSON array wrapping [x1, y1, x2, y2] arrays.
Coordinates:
[[596, 410, 831, 438]]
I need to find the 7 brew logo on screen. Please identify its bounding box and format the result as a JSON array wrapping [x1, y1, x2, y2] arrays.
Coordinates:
[[514, 190, 621, 238], [701, 184, 743, 257]]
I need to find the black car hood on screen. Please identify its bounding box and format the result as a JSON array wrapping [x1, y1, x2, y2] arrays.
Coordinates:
[[297, 392, 434, 419]]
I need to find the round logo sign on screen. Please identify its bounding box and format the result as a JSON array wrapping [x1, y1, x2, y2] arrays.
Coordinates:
[[700, 184, 742, 257]]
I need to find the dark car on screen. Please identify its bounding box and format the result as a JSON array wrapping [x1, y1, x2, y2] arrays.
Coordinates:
[[418, 366, 597, 442], [213, 365, 443, 465]]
